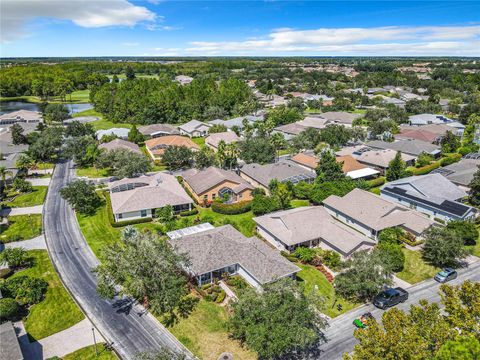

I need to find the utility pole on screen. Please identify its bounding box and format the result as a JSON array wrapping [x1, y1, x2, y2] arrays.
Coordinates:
[[92, 327, 98, 357]]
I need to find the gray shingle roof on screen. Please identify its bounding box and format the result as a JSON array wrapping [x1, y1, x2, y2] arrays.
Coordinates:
[[241, 160, 316, 187], [169, 225, 300, 284], [98, 139, 142, 154], [323, 188, 433, 234], [138, 124, 180, 136], [254, 206, 375, 256], [432, 159, 480, 187], [178, 120, 210, 133], [0, 322, 23, 360], [109, 173, 193, 214], [205, 132, 240, 148], [318, 111, 362, 125], [182, 167, 253, 195], [367, 139, 440, 156]]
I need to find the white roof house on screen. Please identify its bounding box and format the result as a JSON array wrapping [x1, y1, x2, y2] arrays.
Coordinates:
[[96, 128, 130, 140], [178, 120, 211, 138], [0, 110, 43, 125]]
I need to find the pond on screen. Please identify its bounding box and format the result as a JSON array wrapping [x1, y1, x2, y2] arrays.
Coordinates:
[[0, 101, 93, 115]]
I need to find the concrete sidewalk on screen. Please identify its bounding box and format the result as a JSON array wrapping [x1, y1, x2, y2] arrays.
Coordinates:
[[0, 205, 43, 217], [16, 318, 105, 360], [392, 275, 412, 289], [2, 235, 46, 251], [26, 177, 51, 186]]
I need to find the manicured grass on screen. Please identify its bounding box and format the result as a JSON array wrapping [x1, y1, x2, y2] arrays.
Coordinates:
[[0, 214, 42, 243], [290, 199, 310, 208], [369, 187, 381, 195], [11, 250, 84, 340], [465, 225, 480, 257], [296, 263, 359, 318], [3, 186, 47, 207], [396, 248, 439, 284], [0, 95, 42, 103], [192, 137, 206, 147], [50, 89, 90, 103], [76, 193, 121, 258], [72, 108, 103, 119], [168, 299, 256, 360], [76, 167, 110, 178], [63, 344, 117, 360], [90, 119, 133, 131], [195, 207, 256, 237]]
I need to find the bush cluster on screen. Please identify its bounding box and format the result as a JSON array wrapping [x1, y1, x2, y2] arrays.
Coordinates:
[[179, 208, 199, 217], [0, 275, 48, 306], [200, 283, 226, 303], [366, 177, 386, 188], [211, 200, 251, 215], [251, 195, 281, 215]]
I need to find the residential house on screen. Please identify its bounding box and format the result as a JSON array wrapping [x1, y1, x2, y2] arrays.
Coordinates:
[[138, 124, 180, 138], [182, 166, 253, 204], [296, 116, 331, 130], [398, 123, 462, 143], [273, 123, 307, 140], [432, 157, 480, 191], [290, 152, 379, 179], [401, 92, 425, 102], [168, 224, 300, 288], [254, 206, 375, 258], [108, 172, 193, 222], [205, 132, 240, 151], [0, 322, 23, 360], [317, 111, 362, 127], [96, 128, 130, 140], [240, 160, 316, 194], [0, 153, 21, 184], [356, 149, 416, 173], [0, 127, 29, 156], [98, 138, 142, 155], [367, 139, 441, 158], [323, 188, 434, 240], [178, 120, 211, 138], [381, 174, 476, 222], [208, 115, 263, 131], [408, 113, 453, 126], [0, 110, 42, 125], [380, 96, 406, 108], [145, 135, 200, 160]]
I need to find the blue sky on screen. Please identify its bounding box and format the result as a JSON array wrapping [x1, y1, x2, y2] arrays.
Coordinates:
[[1, 1, 479, 57]]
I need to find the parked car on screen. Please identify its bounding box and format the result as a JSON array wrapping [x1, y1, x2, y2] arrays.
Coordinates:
[[353, 312, 375, 329], [434, 268, 458, 283], [373, 287, 409, 309]]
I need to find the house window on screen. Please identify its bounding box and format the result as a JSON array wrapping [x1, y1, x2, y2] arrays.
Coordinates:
[[212, 193, 216, 200], [203, 194, 208, 201], [141, 210, 147, 217], [118, 213, 123, 219]]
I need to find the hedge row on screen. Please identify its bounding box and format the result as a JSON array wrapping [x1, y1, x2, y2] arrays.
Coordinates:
[[179, 208, 199, 217], [410, 161, 441, 176], [366, 176, 386, 188], [211, 200, 251, 215]]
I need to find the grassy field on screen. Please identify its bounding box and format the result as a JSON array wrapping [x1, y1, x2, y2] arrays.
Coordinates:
[[90, 119, 133, 131], [194, 207, 256, 237], [168, 299, 257, 360], [0, 214, 42, 243], [296, 263, 359, 318], [396, 248, 439, 284], [3, 186, 47, 208], [76, 167, 110, 178], [63, 344, 117, 360], [11, 250, 84, 340], [72, 108, 102, 119], [76, 193, 121, 258], [192, 137, 206, 147], [1, 89, 90, 104], [290, 199, 310, 208]]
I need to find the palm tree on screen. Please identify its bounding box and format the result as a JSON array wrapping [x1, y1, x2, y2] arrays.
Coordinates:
[[0, 166, 14, 194], [16, 154, 35, 172], [269, 132, 287, 162]]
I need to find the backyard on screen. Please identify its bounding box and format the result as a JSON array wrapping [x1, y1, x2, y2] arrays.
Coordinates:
[[295, 263, 359, 318], [76, 166, 110, 178], [0, 214, 42, 243], [63, 344, 117, 360], [2, 186, 47, 208], [11, 250, 84, 340], [167, 299, 257, 360], [395, 248, 439, 284]]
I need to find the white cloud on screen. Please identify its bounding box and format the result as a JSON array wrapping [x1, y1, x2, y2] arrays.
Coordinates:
[[185, 25, 480, 56], [1, 0, 157, 42]]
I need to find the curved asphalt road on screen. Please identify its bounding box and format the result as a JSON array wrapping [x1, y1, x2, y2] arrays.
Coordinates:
[[44, 160, 193, 360]]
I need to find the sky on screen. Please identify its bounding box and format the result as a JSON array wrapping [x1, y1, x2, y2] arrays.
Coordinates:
[[1, 0, 479, 57]]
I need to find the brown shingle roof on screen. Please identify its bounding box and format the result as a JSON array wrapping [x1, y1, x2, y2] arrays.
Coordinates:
[[182, 167, 253, 195], [205, 132, 240, 148], [291, 153, 318, 170], [145, 135, 200, 156], [336, 155, 367, 173]]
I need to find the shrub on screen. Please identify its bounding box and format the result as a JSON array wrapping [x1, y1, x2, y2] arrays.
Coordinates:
[[440, 153, 462, 166], [179, 208, 198, 217], [211, 201, 251, 215], [111, 217, 152, 228], [0, 298, 20, 321], [1, 276, 48, 305], [251, 195, 281, 215], [12, 178, 33, 193], [280, 251, 297, 262], [434, 217, 446, 224], [293, 182, 313, 199], [378, 227, 404, 244], [0, 248, 31, 269], [366, 177, 386, 188], [410, 161, 440, 175], [215, 290, 226, 303], [321, 250, 342, 270], [376, 243, 405, 272], [293, 247, 316, 263]]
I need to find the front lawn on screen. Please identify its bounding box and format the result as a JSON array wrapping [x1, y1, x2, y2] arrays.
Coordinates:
[[194, 207, 256, 237], [76, 193, 121, 258], [296, 263, 359, 318], [168, 299, 256, 360], [3, 186, 48, 207], [76, 167, 110, 178], [63, 344, 117, 360], [11, 250, 84, 340], [0, 214, 42, 243], [395, 248, 439, 284]]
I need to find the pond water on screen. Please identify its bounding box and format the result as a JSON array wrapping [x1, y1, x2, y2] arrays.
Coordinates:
[[0, 101, 93, 115]]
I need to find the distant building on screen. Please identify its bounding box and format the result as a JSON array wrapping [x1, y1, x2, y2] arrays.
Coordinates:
[[432, 156, 480, 191], [208, 115, 263, 131], [317, 111, 362, 127], [205, 132, 240, 151], [145, 135, 200, 160], [98, 138, 142, 155], [138, 124, 180, 138], [108, 173, 193, 222], [356, 148, 416, 173], [178, 120, 211, 138], [169, 225, 300, 288], [175, 75, 193, 85], [273, 123, 307, 140], [96, 128, 130, 140], [367, 139, 441, 158], [408, 113, 453, 126], [0, 110, 42, 125]]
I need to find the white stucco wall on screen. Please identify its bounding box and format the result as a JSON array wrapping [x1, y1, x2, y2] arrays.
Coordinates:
[[237, 266, 262, 289], [115, 209, 152, 222], [257, 226, 287, 251], [323, 205, 377, 239]]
